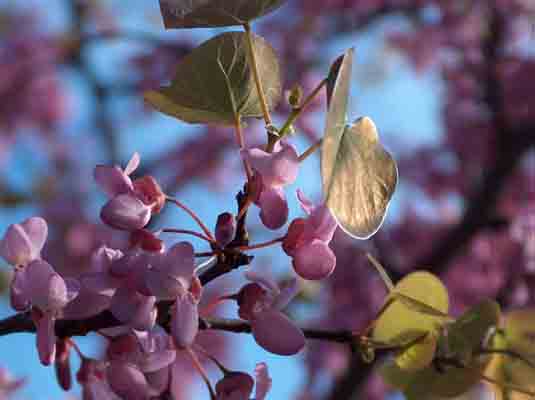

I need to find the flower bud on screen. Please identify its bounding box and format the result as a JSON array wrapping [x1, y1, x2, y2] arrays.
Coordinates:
[[215, 212, 236, 247], [287, 84, 303, 108], [55, 339, 72, 391], [133, 175, 166, 214], [215, 372, 254, 400]]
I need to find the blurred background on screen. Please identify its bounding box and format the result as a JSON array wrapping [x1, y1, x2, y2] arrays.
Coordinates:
[[0, 0, 533, 398]]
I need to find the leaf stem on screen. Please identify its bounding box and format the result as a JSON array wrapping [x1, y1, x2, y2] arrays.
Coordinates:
[[165, 196, 215, 241], [243, 22, 273, 128]]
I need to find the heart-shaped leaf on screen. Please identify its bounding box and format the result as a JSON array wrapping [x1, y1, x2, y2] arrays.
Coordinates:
[[372, 271, 449, 345], [451, 299, 501, 351], [395, 331, 437, 372], [145, 31, 281, 125], [159, 0, 287, 28], [380, 359, 483, 399], [322, 117, 398, 239], [504, 308, 535, 355]]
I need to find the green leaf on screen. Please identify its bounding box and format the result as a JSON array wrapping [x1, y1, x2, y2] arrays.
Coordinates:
[[451, 299, 501, 351], [159, 0, 286, 28], [145, 31, 281, 125], [380, 360, 482, 399], [372, 271, 449, 344], [322, 117, 398, 239], [395, 331, 437, 372], [393, 292, 451, 319], [504, 308, 535, 355]]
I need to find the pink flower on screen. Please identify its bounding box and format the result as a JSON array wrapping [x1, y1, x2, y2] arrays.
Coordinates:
[[145, 242, 195, 300], [106, 327, 176, 397], [81, 246, 159, 331], [25, 259, 79, 365], [170, 291, 199, 349], [283, 190, 337, 280], [238, 271, 305, 356], [107, 361, 158, 400], [95, 153, 165, 231], [0, 217, 47, 267], [242, 142, 299, 230], [77, 358, 118, 400]]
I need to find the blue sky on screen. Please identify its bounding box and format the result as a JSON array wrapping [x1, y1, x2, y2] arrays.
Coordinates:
[[0, 1, 443, 399]]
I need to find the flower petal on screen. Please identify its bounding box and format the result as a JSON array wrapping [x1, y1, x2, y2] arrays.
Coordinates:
[[170, 293, 198, 349], [138, 350, 176, 373], [258, 187, 288, 230], [36, 312, 56, 366], [10, 268, 30, 311], [100, 195, 151, 231], [292, 240, 336, 281], [107, 361, 156, 400], [251, 310, 305, 356], [296, 189, 314, 215], [124, 152, 141, 176], [254, 363, 272, 400], [0, 217, 47, 267], [243, 143, 299, 187], [94, 165, 132, 197]]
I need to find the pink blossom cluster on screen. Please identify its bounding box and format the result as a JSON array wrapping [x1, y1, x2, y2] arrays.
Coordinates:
[[0, 147, 342, 398]]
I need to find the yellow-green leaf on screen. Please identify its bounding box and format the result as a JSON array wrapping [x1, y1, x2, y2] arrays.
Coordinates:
[[159, 0, 287, 28], [145, 32, 281, 125], [372, 271, 450, 344], [504, 308, 535, 355], [450, 299, 501, 352], [395, 331, 437, 372]]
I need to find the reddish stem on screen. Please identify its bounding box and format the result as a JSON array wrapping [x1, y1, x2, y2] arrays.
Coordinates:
[[231, 236, 285, 252], [161, 228, 215, 244], [165, 197, 215, 241]]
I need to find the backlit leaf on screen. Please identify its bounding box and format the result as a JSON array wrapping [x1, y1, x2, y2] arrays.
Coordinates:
[[450, 299, 501, 351], [322, 117, 398, 239], [393, 292, 451, 318], [373, 271, 449, 344], [159, 0, 287, 28], [504, 308, 535, 355], [145, 32, 281, 124], [380, 359, 482, 399], [395, 331, 437, 372]]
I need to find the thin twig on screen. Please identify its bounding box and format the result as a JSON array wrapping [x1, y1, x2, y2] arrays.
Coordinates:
[[165, 196, 215, 241], [230, 236, 285, 252], [161, 228, 215, 243]]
